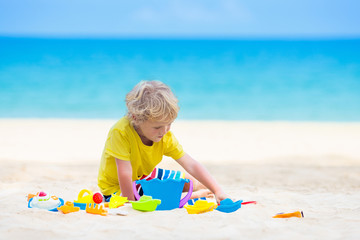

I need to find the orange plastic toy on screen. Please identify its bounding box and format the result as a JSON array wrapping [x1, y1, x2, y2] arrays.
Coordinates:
[[273, 211, 304, 218], [86, 203, 108, 216], [27, 193, 37, 201], [57, 201, 80, 214]]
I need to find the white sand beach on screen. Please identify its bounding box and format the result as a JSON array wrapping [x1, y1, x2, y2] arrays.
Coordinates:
[[0, 119, 359, 240]]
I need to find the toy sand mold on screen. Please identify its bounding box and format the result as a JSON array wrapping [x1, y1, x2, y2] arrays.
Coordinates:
[[133, 178, 193, 210]]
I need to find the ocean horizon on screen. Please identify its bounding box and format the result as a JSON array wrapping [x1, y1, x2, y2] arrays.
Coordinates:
[[1, 37, 359, 121]]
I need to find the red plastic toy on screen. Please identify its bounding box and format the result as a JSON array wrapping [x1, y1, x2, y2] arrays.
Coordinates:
[[93, 192, 103, 204]]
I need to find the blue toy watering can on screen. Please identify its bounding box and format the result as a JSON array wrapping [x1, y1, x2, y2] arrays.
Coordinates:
[[133, 178, 193, 210]]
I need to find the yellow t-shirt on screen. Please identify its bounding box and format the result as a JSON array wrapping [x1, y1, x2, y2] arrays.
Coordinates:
[[98, 117, 185, 195]]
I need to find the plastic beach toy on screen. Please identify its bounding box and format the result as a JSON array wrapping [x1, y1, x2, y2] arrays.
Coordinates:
[[108, 208, 129, 216], [27, 193, 37, 202], [242, 201, 257, 205], [57, 201, 80, 214], [187, 197, 207, 205], [74, 189, 94, 203], [133, 178, 193, 210], [28, 191, 64, 212], [216, 198, 243, 213], [130, 195, 161, 212], [86, 203, 108, 216], [93, 192, 103, 204], [109, 194, 128, 209], [74, 189, 95, 210], [273, 211, 304, 218], [184, 200, 217, 214]]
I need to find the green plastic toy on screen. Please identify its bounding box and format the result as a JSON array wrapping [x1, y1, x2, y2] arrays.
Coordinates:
[[130, 195, 161, 212]]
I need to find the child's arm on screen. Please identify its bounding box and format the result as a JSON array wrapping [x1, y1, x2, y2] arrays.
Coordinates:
[[176, 153, 228, 204], [115, 158, 135, 201]]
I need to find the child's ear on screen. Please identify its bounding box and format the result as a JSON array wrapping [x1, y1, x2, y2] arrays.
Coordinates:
[[132, 115, 139, 125]]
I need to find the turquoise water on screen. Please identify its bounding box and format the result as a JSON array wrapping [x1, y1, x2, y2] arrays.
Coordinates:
[[1, 37, 359, 121]]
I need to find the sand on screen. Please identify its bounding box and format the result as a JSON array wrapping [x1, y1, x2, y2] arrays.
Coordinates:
[[0, 119, 359, 240]]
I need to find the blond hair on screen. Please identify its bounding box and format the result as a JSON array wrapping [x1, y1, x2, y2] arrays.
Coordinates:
[[126, 81, 179, 125]]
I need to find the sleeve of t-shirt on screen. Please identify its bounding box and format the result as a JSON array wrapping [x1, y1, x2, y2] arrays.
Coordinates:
[[105, 129, 131, 161], [164, 131, 185, 160]]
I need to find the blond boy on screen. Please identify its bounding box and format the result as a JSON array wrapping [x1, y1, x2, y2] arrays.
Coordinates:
[[98, 80, 228, 203]]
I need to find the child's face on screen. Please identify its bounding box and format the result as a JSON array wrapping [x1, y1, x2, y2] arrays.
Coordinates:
[[135, 119, 173, 144]]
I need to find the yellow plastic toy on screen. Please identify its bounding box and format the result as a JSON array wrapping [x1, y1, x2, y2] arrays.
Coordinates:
[[73, 189, 96, 210], [74, 189, 94, 204], [57, 201, 80, 214], [184, 200, 217, 214], [273, 211, 304, 218], [86, 203, 108, 216], [109, 194, 128, 209]]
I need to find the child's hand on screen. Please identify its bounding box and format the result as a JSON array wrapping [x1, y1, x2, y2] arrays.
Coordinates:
[[215, 191, 229, 205]]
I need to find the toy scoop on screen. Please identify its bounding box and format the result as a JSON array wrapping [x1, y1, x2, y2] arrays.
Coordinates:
[[184, 200, 217, 214], [273, 211, 304, 218], [28, 191, 64, 212], [130, 195, 161, 212], [216, 198, 243, 213], [109, 194, 128, 208]]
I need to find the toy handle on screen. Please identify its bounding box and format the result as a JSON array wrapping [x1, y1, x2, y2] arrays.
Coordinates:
[[133, 181, 141, 201], [179, 179, 193, 208], [78, 189, 92, 200]]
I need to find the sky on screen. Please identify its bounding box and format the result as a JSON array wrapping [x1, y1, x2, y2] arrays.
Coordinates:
[[0, 0, 359, 38]]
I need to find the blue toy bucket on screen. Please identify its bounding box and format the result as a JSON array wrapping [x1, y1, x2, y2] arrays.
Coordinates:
[[133, 178, 193, 210]]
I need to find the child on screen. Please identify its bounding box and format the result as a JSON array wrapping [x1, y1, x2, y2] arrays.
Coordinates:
[[98, 80, 229, 204]]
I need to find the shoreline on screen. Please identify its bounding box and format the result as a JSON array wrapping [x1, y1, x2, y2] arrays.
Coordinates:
[[2, 117, 360, 122], [1, 118, 360, 165]]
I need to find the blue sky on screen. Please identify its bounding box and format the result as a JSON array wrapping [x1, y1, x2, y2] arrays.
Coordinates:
[[0, 0, 359, 38]]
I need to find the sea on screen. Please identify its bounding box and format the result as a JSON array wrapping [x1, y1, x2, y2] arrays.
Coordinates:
[[1, 37, 359, 121]]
